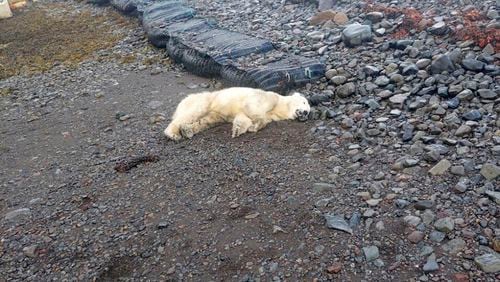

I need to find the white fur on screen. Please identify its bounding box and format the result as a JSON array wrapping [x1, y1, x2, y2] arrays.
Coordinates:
[[164, 87, 310, 140]]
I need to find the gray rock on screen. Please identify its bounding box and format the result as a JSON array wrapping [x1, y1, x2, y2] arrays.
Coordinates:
[[430, 231, 446, 242], [402, 64, 419, 76], [477, 89, 498, 99], [336, 82, 356, 98], [416, 59, 431, 69], [474, 253, 500, 273], [4, 208, 31, 221], [366, 12, 384, 23], [362, 65, 380, 76], [404, 215, 421, 227], [428, 21, 449, 35], [313, 182, 336, 193], [462, 59, 485, 71], [324, 214, 353, 234], [331, 75, 347, 85], [342, 23, 372, 47], [480, 163, 500, 180], [434, 217, 454, 233], [430, 55, 455, 74], [389, 93, 409, 105], [23, 245, 38, 258], [414, 200, 433, 210], [442, 238, 466, 254], [455, 124, 472, 137], [485, 190, 500, 205], [423, 254, 439, 273], [318, 0, 334, 11], [462, 110, 482, 121], [374, 75, 389, 86], [363, 245, 379, 262], [429, 159, 452, 175]]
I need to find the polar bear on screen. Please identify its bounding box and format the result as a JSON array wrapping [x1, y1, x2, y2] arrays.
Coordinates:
[[164, 87, 310, 140]]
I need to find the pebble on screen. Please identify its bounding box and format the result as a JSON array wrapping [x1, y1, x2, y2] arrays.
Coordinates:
[[342, 23, 372, 47], [363, 245, 379, 262], [434, 217, 454, 233]]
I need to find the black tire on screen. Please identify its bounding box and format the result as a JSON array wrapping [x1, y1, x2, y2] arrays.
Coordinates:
[[181, 49, 221, 77], [166, 39, 186, 63], [220, 66, 257, 88]]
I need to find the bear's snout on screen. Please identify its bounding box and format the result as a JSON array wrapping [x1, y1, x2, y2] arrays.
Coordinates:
[[295, 109, 309, 122]]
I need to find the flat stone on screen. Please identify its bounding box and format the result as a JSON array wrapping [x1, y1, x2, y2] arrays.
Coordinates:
[[336, 82, 356, 98], [429, 159, 452, 175], [389, 93, 409, 104], [474, 253, 500, 273], [480, 163, 500, 180], [313, 182, 336, 193], [442, 238, 466, 255], [477, 89, 497, 99], [414, 200, 433, 210], [462, 59, 485, 71], [430, 231, 446, 242], [324, 214, 353, 234], [4, 208, 31, 220]]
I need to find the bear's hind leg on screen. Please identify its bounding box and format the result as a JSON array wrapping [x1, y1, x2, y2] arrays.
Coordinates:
[[248, 118, 271, 133], [232, 114, 253, 138], [180, 112, 223, 139]]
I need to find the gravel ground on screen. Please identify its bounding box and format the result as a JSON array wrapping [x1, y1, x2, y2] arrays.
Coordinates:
[[1, 0, 500, 281]]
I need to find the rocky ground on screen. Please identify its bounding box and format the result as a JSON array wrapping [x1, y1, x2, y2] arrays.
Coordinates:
[[1, 0, 499, 281]]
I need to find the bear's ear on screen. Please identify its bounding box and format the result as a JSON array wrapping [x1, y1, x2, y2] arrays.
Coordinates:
[[292, 92, 303, 97]]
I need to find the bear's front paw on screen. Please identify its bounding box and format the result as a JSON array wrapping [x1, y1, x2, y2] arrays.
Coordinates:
[[180, 125, 194, 139], [231, 126, 241, 138]]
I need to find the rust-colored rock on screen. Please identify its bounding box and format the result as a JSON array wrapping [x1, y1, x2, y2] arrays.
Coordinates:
[[452, 273, 469, 282], [327, 262, 342, 274], [334, 12, 349, 25], [310, 10, 337, 26]]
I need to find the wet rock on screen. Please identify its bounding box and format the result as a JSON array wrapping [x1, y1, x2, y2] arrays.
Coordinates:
[[485, 190, 500, 205], [365, 11, 384, 23]]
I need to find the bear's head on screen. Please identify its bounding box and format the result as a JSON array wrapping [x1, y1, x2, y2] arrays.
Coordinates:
[[288, 92, 310, 121]]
